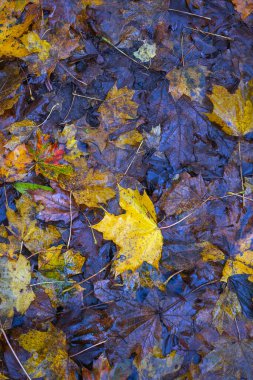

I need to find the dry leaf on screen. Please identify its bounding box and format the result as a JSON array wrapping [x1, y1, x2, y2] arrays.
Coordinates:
[[206, 80, 253, 136], [93, 186, 163, 275]]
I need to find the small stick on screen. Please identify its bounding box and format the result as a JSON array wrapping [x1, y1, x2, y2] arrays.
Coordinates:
[[84, 215, 97, 245], [72, 92, 103, 102], [181, 32, 185, 66], [63, 91, 76, 122], [238, 139, 245, 206], [36, 103, 60, 128], [159, 197, 211, 230], [67, 191, 73, 249], [59, 63, 87, 86], [168, 8, 211, 21], [164, 269, 184, 285], [69, 340, 107, 358], [101, 37, 149, 70], [62, 262, 111, 294], [185, 26, 233, 41], [0, 328, 32, 380], [123, 140, 144, 176]]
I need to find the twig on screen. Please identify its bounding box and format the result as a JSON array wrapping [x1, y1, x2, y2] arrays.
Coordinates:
[[101, 37, 149, 70], [181, 33, 185, 66], [235, 317, 241, 340], [62, 262, 111, 294], [63, 90, 76, 122], [69, 340, 107, 358], [164, 269, 184, 285], [159, 197, 211, 230], [30, 280, 67, 287], [67, 191, 73, 249], [185, 26, 233, 41], [36, 103, 60, 128], [238, 139, 245, 206], [59, 63, 87, 86], [123, 140, 144, 176], [168, 8, 211, 21], [72, 92, 103, 102], [84, 215, 97, 245], [0, 328, 32, 380]]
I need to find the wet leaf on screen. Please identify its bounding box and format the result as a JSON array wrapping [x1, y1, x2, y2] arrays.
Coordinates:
[[0, 254, 35, 319], [206, 80, 253, 136], [18, 323, 78, 379], [93, 186, 163, 275]]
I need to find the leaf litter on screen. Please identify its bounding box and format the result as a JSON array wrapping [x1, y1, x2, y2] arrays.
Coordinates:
[[0, 0, 253, 379]]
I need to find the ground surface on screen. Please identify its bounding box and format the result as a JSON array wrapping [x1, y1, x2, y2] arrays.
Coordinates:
[[1, 0, 253, 379]]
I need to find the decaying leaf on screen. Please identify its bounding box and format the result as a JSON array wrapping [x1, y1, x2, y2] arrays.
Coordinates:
[[0, 254, 35, 319], [167, 65, 208, 102], [59, 158, 116, 208], [232, 0, 253, 19], [18, 323, 77, 379], [6, 194, 61, 253], [200, 338, 253, 379], [32, 182, 79, 223], [38, 245, 85, 280], [0, 62, 24, 116], [212, 286, 242, 334], [206, 80, 253, 136], [133, 41, 156, 62], [0, 143, 33, 183], [93, 186, 163, 275], [113, 129, 143, 148], [200, 236, 253, 283]]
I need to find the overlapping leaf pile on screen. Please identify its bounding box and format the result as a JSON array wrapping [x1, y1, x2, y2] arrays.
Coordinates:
[[1, 0, 253, 379]]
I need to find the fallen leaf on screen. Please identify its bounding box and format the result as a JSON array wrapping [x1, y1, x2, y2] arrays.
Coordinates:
[[38, 245, 85, 280], [200, 337, 253, 379], [20, 31, 51, 61], [0, 143, 33, 183], [31, 182, 79, 223], [167, 65, 208, 102], [133, 41, 156, 62], [200, 235, 253, 283], [14, 182, 53, 194], [6, 194, 61, 253], [18, 323, 78, 379], [59, 158, 116, 208], [212, 286, 242, 334], [113, 129, 143, 148], [206, 80, 253, 136], [232, 0, 253, 19], [28, 130, 73, 180], [99, 85, 138, 130], [0, 62, 24, 116], [0, 254, 35, 319], [93, 186, 163, 275]]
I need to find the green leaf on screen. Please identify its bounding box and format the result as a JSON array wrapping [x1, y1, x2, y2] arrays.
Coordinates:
[[14, 182, 53, 194]]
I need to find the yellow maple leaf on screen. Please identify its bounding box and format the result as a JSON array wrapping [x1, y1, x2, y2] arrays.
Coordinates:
[[200, 237, 253, 282], [93, 186, 163, 275], [206, 80, 253, 136], [0, 254, 35, 318], [18, 323, 77, 379]]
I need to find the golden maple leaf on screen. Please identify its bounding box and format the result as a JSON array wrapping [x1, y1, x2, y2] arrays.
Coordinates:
[[206, 80, 253, 136], [93, 186, 163, 275]]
